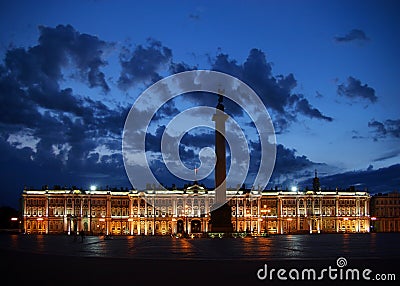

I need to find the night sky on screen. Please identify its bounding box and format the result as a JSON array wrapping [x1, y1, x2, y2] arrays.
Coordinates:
[[1, 0, 399, 209]]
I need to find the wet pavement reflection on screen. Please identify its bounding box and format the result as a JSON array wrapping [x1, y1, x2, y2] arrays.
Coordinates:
[[1, 233, 399, 261]]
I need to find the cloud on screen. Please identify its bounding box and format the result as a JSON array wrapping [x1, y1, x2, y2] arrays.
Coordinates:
[[145, 126, 327, 190], [210, 49, 332, 132], [188, 13, 200, 21], [0, 24, 115, 137], [169, 61, 197, 74], [247, 140, 328, 188], [145, 125, 215, 165], [290, 94, 333, 121], [118, 38, 172, 90], [38, 24, 112, 92], [373, 149, 400, 162], [351, 130, 365, 139], [301, 164, 400, 194], [334, 29, 370, 43], [0, 25, 132, 208], [0, 26, 335, 206], [152, 100, 180, 121], [273, 144, 323, 175], [337, 76, 377, 103], [368, 118, 400, 140]]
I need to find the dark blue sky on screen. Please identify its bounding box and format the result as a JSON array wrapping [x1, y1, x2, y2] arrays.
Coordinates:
[[1, 0, 399, 208]]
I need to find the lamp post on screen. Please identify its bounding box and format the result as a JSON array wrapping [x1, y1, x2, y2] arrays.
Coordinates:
[[370, 216, 377, 232]]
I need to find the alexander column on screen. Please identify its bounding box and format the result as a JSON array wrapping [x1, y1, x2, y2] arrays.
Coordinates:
[[210, 89, 233, 233]]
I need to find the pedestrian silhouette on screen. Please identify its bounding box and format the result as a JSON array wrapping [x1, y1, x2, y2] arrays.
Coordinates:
[[80, 230, 85, 242]]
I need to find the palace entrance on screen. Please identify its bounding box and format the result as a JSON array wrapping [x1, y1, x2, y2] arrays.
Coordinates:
[[191, 219, 202, 233]]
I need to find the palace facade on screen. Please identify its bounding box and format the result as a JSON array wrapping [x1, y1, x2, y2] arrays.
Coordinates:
[[21, 182, 371, 236], [370, 191, 400, 232]]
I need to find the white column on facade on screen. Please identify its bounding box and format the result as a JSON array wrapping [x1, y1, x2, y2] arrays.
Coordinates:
[[106, 195, 111, 235], [236, 197, 239, 232], [128, 196, 133, 235], [173, 219, 177, 234], [23, 196, 27, 233], [296, 197, 300, 232], [335, 197, 339, 232], [144, 197, 147, 218], [204, 196, 208, 219], [67, 197, 71, 235], [319, 197, 323, 233], [336, 197, 339, 216], [152, 202, 155, 235], [45, 196, 49, 217], [88, 196, 91, 233], [365, 218, 370, 232], [79, 197, 83, 233], [250, 198, 253, 233], [130, 219, 133, 235], [257, 196, 260, 234], [45, 196, 49, 234], [71, 196, 75, 234], [243, 197, 246, 232], [72, 197, 75, 217], [64, 196, 68, 233]]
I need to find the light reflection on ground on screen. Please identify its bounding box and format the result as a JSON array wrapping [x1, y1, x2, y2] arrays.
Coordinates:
[[1, 233, 399, 261]]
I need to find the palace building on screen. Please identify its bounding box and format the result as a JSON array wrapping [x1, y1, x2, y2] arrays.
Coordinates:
[[370, 191, 400, 232], [21, 175, 371, 236], [20, 93, 374, 236]]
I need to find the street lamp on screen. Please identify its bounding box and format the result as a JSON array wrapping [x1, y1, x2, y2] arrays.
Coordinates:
[[370, 217, 377, 232]]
